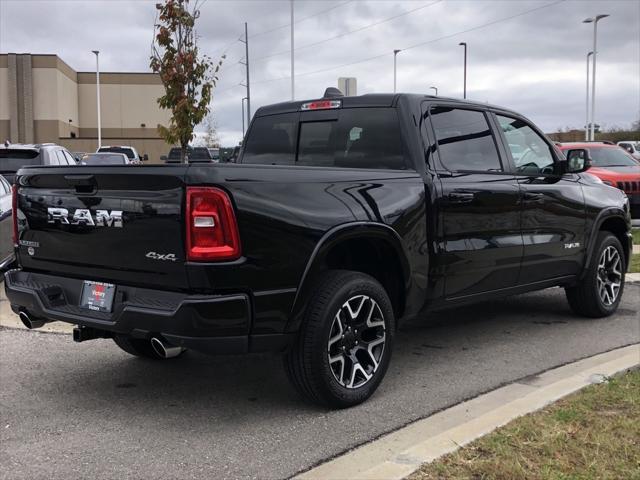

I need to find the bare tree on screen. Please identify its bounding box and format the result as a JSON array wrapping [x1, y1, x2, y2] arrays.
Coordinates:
[[202, 114, 220, 148]]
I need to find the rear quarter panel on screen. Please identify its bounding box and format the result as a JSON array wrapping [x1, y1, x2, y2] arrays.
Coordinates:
[[185, 163, 427, 334]]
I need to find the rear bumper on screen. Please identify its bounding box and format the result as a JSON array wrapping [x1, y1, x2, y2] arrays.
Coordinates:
[[3, 269, 293, 354]]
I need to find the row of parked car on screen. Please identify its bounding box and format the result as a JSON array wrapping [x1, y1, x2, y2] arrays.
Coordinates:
[[161, 146, 241, 163], [0, 142, 148, 184]]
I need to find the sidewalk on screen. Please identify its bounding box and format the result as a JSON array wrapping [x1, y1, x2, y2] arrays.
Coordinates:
[[296, 345, 640, 480]]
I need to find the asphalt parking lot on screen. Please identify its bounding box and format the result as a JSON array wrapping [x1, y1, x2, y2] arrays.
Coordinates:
[[1, 285, 639, 480]]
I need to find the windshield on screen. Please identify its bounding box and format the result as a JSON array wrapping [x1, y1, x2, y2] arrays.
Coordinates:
[[0, 149, 42, 171], [588, 148, 638, 167], [98, 147, 135, 159], [82, 154, 127, 165]]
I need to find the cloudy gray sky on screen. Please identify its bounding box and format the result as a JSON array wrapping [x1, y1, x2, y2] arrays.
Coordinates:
[[1, 0, 638, 146]]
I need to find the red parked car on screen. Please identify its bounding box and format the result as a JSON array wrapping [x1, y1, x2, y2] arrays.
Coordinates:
[[559, 142, 640, 218]]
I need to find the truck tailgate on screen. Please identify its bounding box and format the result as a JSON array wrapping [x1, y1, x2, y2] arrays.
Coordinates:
[[15, 166, 189, 290]]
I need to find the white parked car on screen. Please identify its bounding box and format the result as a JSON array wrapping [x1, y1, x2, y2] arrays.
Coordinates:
[[97, 145, 148, 163], [617, 141, 640, 160]]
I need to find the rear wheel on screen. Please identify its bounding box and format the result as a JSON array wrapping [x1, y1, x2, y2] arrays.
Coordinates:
[[113, 335, 181, 360], [565, 232, 625, 318], [284, 270, 395, 408]]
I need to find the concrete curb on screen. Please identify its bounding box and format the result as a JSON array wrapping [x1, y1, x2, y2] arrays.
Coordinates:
[[627, 272, 640, 283], [295, 344, 640, 480]]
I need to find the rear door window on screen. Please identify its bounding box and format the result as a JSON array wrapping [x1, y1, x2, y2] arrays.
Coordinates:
[[56, 150, 70, 165], [63, 151, 76, 165], [430, 107, 502, 172]]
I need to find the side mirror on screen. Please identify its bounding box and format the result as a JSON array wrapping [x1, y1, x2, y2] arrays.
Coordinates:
[[142, 154, 149, 161], [563, 149, 592, 173], [160, 155, 167, 161]]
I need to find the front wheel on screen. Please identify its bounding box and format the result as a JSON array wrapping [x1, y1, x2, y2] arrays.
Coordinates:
[[284, 270, 395, 408], [565, 232, 626, 318]]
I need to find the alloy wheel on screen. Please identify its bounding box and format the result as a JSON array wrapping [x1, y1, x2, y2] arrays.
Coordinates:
[[327, 295, 386, 389], [597, 245, 622, 306]]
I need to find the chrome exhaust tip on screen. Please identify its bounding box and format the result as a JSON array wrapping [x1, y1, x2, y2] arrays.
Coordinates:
[[150, 336, 184, 359], [19, 310, 46, 329]]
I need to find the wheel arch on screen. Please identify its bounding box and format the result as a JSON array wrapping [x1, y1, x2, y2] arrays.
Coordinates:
[[286, 222, 411, 333], [583, 209, 631, 276]]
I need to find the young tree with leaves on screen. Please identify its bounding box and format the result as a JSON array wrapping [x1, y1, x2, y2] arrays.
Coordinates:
[[151, 0, 223, 162]]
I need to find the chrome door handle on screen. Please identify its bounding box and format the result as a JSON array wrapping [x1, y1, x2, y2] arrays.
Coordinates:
[[448, 192, 475, 203]]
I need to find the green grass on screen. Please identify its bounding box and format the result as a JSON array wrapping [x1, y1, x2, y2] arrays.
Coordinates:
[[409, 369, 640, 480], [632, 229, 640, 247]]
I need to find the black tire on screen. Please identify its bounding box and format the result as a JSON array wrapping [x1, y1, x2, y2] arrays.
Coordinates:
[[565, 232, 626, 318], [284, 270, 395, 408], [113, 335, 181, 360]]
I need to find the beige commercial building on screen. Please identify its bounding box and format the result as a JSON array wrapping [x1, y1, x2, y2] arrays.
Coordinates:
[[0, 53, 172, 162]]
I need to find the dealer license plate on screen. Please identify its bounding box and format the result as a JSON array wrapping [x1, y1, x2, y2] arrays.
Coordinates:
[[80, 280, 116, 313]]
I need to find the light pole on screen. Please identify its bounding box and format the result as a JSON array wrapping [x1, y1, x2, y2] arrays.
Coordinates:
[[585, 51, 593, 141], [583, 14, 609, 141], [430, 86, 438, 96], [92, 50, 102, 149], [241, 97, 248, 138], [393, 49, 401, 93], [239, 23, 251, 123], [458, 42, 467, 99], [290, 0, 295, 100]]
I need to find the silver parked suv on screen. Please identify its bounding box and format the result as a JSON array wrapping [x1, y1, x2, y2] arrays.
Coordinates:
[[0, 142, 77, 183]]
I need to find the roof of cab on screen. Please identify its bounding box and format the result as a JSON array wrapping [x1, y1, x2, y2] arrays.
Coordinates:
[[254, 92, 520, 117], [0, 142, 57, 150]]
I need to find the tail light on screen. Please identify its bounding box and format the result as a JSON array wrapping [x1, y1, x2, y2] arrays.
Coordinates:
[[12, 183, 18, 245], [186, 187, 241, 261]]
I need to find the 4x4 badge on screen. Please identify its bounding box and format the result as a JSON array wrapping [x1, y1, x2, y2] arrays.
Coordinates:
[[146, 252, 177, 262]]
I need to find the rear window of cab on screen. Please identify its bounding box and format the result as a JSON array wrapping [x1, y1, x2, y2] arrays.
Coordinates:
[[241, 108, 407, 170]]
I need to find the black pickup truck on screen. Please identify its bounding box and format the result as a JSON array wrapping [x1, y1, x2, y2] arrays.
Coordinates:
[[5, 91, 633, 407]]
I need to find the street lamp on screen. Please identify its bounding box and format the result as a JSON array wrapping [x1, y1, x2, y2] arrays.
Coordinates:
[[458, 42, 467, 99], [241, 97, 248, 138], [429, 86, 438, 96], [583, 14, 609, 141], [92, 50, 102, 149], [585, 51, 593, 141], [393, 49, 401, 93]]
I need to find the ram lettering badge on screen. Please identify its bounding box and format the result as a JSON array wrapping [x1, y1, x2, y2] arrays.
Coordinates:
[[47, 208, 123, 228]]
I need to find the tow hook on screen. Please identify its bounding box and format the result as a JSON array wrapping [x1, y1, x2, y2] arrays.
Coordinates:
[[73, 326, 112, 342]]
